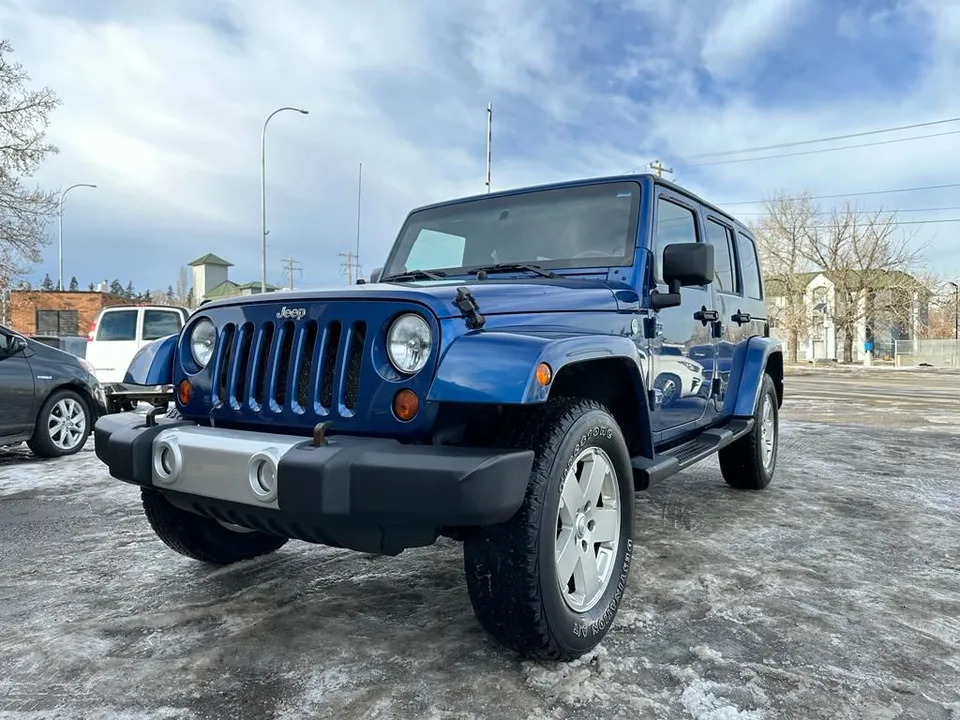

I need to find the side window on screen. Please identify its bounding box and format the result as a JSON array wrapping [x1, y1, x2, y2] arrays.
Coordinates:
[[736, 232, 763, 300], [95, 310, 138, 341], [704, 219, 737, 294], [654, 197, 699, 283], [142, 310, 184, 341], [403, 229, 466, 272]]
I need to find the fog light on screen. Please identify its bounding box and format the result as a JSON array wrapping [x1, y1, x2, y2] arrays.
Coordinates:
[[393, 389, 419, 421], [247, 449, 280, 503], [153, 436, 182, 484], [177, 380, 192, 405]]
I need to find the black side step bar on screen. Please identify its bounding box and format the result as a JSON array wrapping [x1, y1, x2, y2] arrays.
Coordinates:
[[631, 417, 754, 489]]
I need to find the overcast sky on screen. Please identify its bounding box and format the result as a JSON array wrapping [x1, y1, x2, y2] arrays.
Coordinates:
[[2, 0, 959, 292]]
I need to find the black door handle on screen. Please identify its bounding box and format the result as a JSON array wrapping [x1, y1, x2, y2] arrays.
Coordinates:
[[731, 310, 752, 325], [694, 307, 719, 325]]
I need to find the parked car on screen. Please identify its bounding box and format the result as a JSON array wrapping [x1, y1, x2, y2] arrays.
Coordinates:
[[94, 173, 782, 661], [0, 323, 106, 457], [85, 304, 189, 412]]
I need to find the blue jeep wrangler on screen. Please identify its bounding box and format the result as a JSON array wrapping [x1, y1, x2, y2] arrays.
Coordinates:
[[94, 173, 783, 661]]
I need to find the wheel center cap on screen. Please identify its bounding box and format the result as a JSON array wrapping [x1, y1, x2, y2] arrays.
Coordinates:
[[575, 514, 588, 539]]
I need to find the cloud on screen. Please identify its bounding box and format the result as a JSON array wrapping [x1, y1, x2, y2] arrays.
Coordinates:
[[1, 0, 959, 293]]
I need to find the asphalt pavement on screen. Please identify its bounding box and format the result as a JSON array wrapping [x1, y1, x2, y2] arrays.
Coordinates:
[[1, 367, 958, 719]]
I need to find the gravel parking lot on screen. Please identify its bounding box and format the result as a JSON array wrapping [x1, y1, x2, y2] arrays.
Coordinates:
[[2, 367, 959, 720]]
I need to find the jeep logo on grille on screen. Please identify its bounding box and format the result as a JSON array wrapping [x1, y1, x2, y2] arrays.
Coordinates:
[[276, 306, 307, 321]]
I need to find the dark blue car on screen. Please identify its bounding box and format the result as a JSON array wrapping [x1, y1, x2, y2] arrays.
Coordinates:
[[95, 173, 782, 661]]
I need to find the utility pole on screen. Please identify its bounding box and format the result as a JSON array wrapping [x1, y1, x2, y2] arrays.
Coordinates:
[[338, 251, 360, 285], [649, 160, 674, 179], [281, 257, 302, 290], [485, 102, 493, 193], [949, 281, 959, 340]]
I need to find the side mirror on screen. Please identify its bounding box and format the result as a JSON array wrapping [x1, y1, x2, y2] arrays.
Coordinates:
[[369, 267, 383, 283], [651, 242, 714, 311], [12, 336, 27, 353]]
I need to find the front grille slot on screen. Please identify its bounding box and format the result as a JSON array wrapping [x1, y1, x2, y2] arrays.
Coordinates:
[[319, 321, 342, 410], [215, 324, 236, 402], [296, 320, 319, 410], [209, 308, 376, 420], [252, 322, 275, 408], [343, 321, 366, 411], [274, 321, 295, 406]]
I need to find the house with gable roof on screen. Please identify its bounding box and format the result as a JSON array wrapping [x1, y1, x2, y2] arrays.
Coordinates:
[[188, 253, 280, 306]]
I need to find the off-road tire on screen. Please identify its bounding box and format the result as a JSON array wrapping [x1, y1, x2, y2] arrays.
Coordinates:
[[140, 488, 288, 565], [27, 388, 92, 458], [718, 373, 778, 490], [463, 397, 635, 661]]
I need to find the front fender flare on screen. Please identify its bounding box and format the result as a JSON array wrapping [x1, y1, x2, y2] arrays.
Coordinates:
[[427, 331, 645, 405], [724, 336, 783, 417], [123, 335, 178, 385]]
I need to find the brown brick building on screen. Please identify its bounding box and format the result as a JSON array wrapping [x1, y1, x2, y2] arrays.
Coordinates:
[[9, 290, 134, 337]]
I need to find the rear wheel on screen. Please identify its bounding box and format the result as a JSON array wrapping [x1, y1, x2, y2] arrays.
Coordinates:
[[27, 388, 92, 458], [141, 488, 288, 565], [718, 373, 779, 490], [463, 398, 635, 661]]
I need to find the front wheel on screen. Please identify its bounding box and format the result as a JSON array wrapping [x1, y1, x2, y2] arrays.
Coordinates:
[[463, 398, 635, 661], [27, 388, 92, 458]]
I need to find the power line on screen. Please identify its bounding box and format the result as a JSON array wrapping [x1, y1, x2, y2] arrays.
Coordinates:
[[688, 129, 960, 167], [684, 115, 960, 160], [722, 182, 960, 206], [736, 205, 960, 216], [763, 218, 960, 229]]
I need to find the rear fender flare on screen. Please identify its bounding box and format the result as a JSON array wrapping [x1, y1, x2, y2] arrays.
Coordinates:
[[724, 336, 784, 417]]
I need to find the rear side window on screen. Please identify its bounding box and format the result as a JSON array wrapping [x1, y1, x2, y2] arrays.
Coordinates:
[[705, 219, 737, 293], [736, 232, 763, 299], [95, 310, 137, 341], [143, 310, 183, 340]]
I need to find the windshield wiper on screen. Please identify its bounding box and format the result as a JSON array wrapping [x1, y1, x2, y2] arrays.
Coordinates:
[[381, 269, 447, 282], [470, 263, 558, 279]]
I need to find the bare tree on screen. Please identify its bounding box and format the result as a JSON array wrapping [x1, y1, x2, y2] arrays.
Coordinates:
[[751, 192, 820, 363], [803, 203, 927, 362], [0, 38, 61, 285]]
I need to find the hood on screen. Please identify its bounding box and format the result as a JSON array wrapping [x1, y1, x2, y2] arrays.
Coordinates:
[[201, 276, 638, 317]]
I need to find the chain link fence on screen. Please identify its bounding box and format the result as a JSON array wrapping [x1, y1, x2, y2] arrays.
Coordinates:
[[894, 339, 960, 368]]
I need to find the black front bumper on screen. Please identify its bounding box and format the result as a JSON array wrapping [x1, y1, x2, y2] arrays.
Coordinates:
[[94, 412, 534, 535]]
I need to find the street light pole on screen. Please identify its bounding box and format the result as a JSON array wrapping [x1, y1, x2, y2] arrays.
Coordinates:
[[58, 183, 97, 291], [261, 106, 309, 293]]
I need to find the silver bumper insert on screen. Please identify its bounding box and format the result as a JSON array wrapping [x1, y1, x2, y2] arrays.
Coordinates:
[[151, 426, 307, 509]]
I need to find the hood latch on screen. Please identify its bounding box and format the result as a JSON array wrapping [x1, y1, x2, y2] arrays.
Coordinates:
[[453, 287, 486, 330]]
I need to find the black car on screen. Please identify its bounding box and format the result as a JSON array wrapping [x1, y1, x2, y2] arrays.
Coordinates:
[[0, 323, 106, 458]]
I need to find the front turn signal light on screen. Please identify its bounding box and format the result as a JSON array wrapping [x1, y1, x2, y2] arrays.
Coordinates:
[[393, 389, 419, 421], [177, 380, 192, 406], [536, 362, 553, 387]]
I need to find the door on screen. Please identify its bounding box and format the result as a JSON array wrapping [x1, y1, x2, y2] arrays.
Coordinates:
[[732, 229, 769, 341], [649, 191, 716, 436], [86, 307, 140, 384], [0, 330, 36, 436], [702, 215, 743, 407]]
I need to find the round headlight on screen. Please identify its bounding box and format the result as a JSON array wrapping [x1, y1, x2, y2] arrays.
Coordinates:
[[190, 319, 217, 368], [387, 313, 432, 375]]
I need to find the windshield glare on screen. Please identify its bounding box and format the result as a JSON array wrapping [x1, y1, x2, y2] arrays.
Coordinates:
[[383, 181, 641, 278]]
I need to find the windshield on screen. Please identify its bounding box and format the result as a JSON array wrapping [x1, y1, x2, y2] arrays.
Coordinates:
[[382, 181, 641, 278]]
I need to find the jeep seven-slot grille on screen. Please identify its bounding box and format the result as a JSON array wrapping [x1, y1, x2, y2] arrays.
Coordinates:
[[212, 318, 368, 415]]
